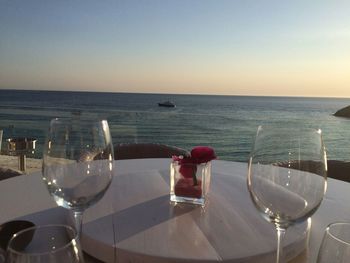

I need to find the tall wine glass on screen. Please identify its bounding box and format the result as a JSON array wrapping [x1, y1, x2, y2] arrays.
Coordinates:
[[247, 126, 327, 263], [42, 118, 114, 238], [5, 224, 84, 263]]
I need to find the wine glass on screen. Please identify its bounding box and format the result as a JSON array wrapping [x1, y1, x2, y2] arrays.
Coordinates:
[[5, 224, 84, 263], [42, 118, 114, 238], [247, 126, 327, 263], [317, 222, 350, 263]]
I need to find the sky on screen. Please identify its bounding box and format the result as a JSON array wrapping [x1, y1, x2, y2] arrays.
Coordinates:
[[0, 0, 350, 97]]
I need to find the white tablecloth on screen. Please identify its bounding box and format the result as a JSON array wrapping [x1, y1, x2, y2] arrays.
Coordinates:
[[1, 159, 350, 263]]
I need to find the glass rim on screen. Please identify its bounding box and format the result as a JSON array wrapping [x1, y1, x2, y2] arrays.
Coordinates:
[[6, 224, 78, 256], [256, 125, 322, 134], [172, 160, 211, 166], [325, 222, 350, 245], [50, 117, 108, 124]]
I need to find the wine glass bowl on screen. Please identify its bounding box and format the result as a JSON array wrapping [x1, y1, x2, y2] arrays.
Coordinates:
[[43, 158, 113, 211], [42, 118, 114, 237], [247, 126, 327, 262]]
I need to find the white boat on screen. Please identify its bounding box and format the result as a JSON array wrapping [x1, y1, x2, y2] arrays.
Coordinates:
[[158, 100, 176, 108]]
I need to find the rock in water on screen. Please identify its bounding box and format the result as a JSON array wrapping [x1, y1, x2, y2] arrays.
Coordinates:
[[334, 105, 350, 118]]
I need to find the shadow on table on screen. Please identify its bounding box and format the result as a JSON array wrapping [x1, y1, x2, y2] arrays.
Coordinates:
[[84, 195, 196, 243]]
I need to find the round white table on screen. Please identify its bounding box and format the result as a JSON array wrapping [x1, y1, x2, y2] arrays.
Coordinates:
[[1, 159, 350, 263]]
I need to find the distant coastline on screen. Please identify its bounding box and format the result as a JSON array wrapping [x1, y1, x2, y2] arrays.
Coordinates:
[[334, 105, 350, 118]]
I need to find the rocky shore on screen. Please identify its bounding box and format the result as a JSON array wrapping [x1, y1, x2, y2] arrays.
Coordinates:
[[334, 105, 350, 118], [0, 155, 41, 174]]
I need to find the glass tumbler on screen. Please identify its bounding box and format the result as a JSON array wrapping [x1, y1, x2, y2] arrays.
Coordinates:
[[5, 224, 84, 263], [317, 222, 350, 263]]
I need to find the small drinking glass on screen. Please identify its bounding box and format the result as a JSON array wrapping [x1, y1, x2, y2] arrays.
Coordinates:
[[42, 118, 114, 238], [247, 126, 327, 263], [5, 224, 84, 263], [317, 222, 350, 263]]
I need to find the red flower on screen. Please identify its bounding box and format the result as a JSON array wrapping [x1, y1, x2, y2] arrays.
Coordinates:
[[190, 146, 216, 164], [172, 146, 216, 190], [172, 146, 216, 166]]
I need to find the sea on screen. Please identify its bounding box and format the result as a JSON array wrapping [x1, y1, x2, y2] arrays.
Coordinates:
[[1, 89, 350, 162]]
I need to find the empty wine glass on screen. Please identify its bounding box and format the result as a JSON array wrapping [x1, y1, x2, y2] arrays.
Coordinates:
[[247, 126, 327, 263], [317, 222, 350, 263], [42, 118, 114, 238], [5, 224, 84, 263]]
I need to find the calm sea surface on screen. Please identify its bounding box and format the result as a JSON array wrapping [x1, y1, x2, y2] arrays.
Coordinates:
[[1, 89, 350, 162]]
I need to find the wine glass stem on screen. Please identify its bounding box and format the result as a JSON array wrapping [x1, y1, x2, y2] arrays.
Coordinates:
[[276, 226, 287, 263], [73, 211, 83, 239]]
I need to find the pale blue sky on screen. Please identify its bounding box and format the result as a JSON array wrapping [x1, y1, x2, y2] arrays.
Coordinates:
[[1, 0, 350, 96]]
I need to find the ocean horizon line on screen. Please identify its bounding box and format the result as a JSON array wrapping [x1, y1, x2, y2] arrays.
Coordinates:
[[1, 88, 350, 100]]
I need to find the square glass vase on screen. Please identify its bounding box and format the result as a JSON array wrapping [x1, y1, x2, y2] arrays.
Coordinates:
[[170, 160, 211, 206]]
